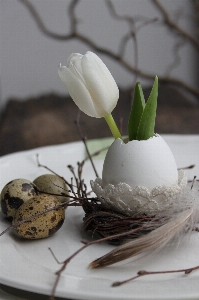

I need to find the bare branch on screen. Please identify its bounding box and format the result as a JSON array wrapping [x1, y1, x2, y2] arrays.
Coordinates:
[[164, 39, 186, 76], [68, 0, 80, 33], [18, 0, 75, 40], [17, 0, 199, 100], [112, 265, 199, 287], [151, 0, 199, 49]]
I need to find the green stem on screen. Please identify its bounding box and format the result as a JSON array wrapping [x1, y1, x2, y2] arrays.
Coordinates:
[[104, 113, 122, 139]]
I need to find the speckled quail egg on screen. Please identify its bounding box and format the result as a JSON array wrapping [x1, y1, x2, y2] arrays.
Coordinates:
[[33, 174, 69, 203], [13, 194, 65, 239], [0, 179, 38, 220]]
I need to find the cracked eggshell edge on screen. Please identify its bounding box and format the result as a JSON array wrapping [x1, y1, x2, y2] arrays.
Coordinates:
[[102, 134, 178, 192]]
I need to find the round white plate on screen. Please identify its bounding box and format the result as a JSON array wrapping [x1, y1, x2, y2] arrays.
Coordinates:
[[0, 135, 199, 300]]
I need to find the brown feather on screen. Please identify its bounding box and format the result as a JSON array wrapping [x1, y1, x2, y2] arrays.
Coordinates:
[[89, 208, 195, 269]]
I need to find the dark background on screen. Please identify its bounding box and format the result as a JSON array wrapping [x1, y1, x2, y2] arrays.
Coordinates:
[[0, 85, 198, 157]]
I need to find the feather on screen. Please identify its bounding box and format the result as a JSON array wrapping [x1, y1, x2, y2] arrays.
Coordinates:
[[89, 206, 199, 269]]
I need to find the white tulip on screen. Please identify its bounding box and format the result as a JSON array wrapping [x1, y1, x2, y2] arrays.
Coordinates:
[[58, 51, 119, 118]]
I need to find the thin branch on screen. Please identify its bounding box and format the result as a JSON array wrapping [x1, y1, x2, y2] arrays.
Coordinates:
[[50, 225, 147, 300], [152, 0, 199, 49], [112, 265, 199, 287], [74, 114, 99, 178], [105, 0, 158, 89], [17, 0, 75, 40], [68, 0, 80, 33], [164, 38, 186, 76]]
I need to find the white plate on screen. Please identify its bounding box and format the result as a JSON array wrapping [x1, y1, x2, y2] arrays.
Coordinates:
[[0, 135, 199, 300]]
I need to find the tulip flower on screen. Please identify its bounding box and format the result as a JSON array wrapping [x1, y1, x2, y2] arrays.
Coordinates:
[[58, 51, 122, 139]]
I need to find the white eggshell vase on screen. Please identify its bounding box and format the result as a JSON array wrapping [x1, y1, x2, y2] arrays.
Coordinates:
[[91, 135, 187, 216]]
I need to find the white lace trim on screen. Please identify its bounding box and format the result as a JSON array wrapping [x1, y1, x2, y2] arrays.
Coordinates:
[[91, 170, 188, 216]]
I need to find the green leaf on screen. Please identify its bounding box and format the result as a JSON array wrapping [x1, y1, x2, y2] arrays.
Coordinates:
[[136, 76, 158, 140], [128, 82, 145, 141]]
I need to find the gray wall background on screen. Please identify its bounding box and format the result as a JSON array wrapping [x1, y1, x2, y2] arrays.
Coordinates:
[[0, 0, 197, 110]]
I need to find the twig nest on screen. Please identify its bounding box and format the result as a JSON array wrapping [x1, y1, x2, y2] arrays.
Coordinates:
[[91, 135, 187, 216]]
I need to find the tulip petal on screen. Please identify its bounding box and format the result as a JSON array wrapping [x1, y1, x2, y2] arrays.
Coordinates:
[[67, 53, 84, 82], [66, 53, 83, 67], [58, 66, 105, 117], [81, 52, 119, 115]]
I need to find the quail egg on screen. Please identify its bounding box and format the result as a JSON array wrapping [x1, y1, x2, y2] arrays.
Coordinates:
[[13, 194, 65, 239], [0, 179, 38, 220], [33, 174, 69, 203]]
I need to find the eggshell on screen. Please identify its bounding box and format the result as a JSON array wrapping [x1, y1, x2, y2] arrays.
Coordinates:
[[102, 135, 178, 191]]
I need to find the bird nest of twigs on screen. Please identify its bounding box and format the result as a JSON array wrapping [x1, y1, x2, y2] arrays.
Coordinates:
[[82, 198, 164, 245]]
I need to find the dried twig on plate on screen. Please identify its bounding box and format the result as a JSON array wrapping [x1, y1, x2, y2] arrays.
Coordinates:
[[112, 264, 199, 287]]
